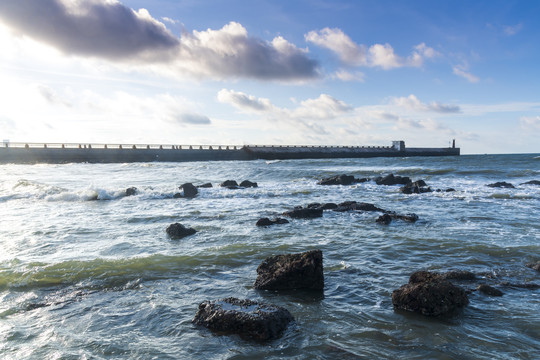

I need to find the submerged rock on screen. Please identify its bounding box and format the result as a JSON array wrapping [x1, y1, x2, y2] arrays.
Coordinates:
[[197, 182, 213, 188], [256, 217, 289, 227], [376, 213, 419, 224], [486, 181, 515, 188], [125, 187, 138, 196], [179, 183, 198, 198], [254, 249, 324, 290], [441, 270, 476, 281], [166, 223, 197, 239], [283, 208, 323, 219], [477, 284, 503, 297], [192, 297, 294, 341], [520, 180, 540, 186], [375, 174, 412, 186], [239, 180, 258, 188], [392, 270, 469, 316]]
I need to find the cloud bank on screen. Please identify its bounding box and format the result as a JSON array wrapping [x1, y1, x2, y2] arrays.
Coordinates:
[[392, 95, 461, 113], [0, 0, 318, 81]]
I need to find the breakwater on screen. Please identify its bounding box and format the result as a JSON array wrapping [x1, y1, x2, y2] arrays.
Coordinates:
[[0, 140, 459, 163]]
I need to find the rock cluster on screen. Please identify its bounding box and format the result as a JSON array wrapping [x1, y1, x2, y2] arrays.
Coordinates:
[[220, 179, 258, 189], [192, 297, 294, 341]]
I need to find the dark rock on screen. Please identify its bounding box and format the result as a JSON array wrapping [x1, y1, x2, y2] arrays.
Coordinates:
[[125, 187, 137, 196], [166, 223, 197, 239], [376, 214, 393, 225], [240, 180, 258, 188], [256, 218, 289, 227], [220, 180, 239, 188], [318, 174, 356, 186], [477, 284, 503, 296], [486, 181, 515, 188], [173, 193, 182, 198], [283, 208, 323, 219], [254, 249, 324, 290], [441, 270, 476, 281], [333, 201, 386, 213], [526, 261, 540, 271], [375, 174, 412, 186], [179, 183, 198, 198], [520, 180, 540, 186], [192, 297, 294, 341], [400, 181, 432, 194], [499, 282, 540, 289], [321, 202, 338, 210], [197, 183, 213, 188], [395, 213, 419, 222], [445, 188, 456, 192], [392, 270, 469, 316]]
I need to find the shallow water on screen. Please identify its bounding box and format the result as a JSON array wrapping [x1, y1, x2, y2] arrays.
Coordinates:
[[0, 154, 539, 359]]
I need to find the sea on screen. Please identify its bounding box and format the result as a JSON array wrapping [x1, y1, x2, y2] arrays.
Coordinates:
[[0, 154, 539, 359]]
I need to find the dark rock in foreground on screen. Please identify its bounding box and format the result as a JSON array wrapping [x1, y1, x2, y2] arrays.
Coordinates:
[[197, 182, 213, 188], [526, 261, 540, 271], [179, 183, 198, 198], [520, 180, 540, 186], [166, 223, 197, 239], [392, 270, 469, 316], [283, 208, 323, 219], [318, 174, 368, 186], [256, 217, 289, 227], [477, 284, 503, 297], [125, 187, 137, 196], [375, 174, 412, 186], [239, 180, 258, 188], [254, 249, 324, 290], [192, 297, 294, 341], [486, 181, 515, 188]]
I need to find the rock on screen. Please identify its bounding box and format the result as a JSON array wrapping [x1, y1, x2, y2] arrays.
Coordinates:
[[520, 180, 540, 186], [306, 203, 338, 211], [486, 181, 515, 188], [197, 182, 213, 188], [318, 174, 363, 186], [254, 249, 324, 290], [166, 223, 197, 239], [220, 180, 239, 189], [400, 181, 432, 194], [477, 284, 503, 296], [125, 187, 137, 196], [376, 214, 393, 225], [499, 282, 540, 289], [283, 208, 323, 219], [173, 193, 183, 198], [395, 213, 419, 222], [445, 188, 456, 192], [256, 217, 289, 226], [192, 297, 294, 341], [392, 270, 469, 316], [239, 180, 258, 188], [375, 174, 412, 186], [526, 261, 540, 271], [333, 201, 386, 213], [441, 270, 476, 281], [179, 183, 198, 198]]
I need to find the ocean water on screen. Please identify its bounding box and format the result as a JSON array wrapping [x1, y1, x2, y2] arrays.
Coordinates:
[[0, 154, 539, 359]]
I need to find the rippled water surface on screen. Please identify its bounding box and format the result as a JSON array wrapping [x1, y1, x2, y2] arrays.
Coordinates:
[[1, 154, 539, 359]]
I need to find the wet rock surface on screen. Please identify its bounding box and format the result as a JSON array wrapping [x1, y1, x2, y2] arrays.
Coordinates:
[[318, 174, 368, 186], [197, 182, 213, 188], [333, 201, 386, 213], [283, 207, 323, 219], [256, 217, 289, 226], [192, 297, 294, 341], [166, 223, 197, 239], [375, 174, 412, 186], [392, 270, 469, 316], [239, 180, 258, 188], [520, 180, 540, 186], [179, 183, 198, 198], [254, 249, 324, 290], [376, 213, 419, 224], [486, 181, 515, 188], [526, 261, 540, 271], [125, 187, 138, 196], [477, 284, 503, 296], [220, 180, 239, 189], [400, 181, 432, 194]]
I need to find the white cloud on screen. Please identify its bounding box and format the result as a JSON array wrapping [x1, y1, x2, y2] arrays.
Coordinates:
[[0, 1, 319, 81], [305, 27, 439, 70], [453, 63, 479, 83], [217, 89, 275, 113], [392, 94, 461, 113], [332, 69, 365, 82], [503, 23, 523, 36], [292, 94, 353, 120], [520, 116, 540, 131]]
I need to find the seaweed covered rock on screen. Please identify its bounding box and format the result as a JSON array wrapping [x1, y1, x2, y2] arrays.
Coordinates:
[[486, 181, 515, 188], [392, 270, 469, 316], [179, 183, 198, 198], [254, 249, 324, 290], [192, 297, 294, 340], [256, 217, 289, 227], [166, 223, 197, 239], [375, 174, 412, 186]]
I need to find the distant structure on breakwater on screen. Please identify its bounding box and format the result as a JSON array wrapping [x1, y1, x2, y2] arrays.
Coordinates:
[[0, 140, 459, 164]]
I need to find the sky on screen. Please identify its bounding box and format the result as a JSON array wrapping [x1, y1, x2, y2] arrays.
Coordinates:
[[0, 0, 539, 154]]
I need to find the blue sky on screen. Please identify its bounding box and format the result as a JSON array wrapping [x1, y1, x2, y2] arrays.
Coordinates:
[[0, 0, 539, 154]]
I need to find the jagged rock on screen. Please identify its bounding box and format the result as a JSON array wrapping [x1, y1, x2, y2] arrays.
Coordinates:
[[125, 187, 137, 196], [220, 180, 239, 189], [240, 180, 258, 188], [317, 174, 367, 186], [526, 261, 540, 271], [375, 174, 412, 186], [521, 180, 540, 186], [486, 181, 515, 188], [333, 201, 386, 213], [283, 208, 323, 219], [192, 297, 294, 341], [376, 214, 393, 225], [306, 203, 338, 211], [197, 183, 213, 188], [392, 270, 469, 316], [179, 183, 198, 198], [477, 284, 503, 296], [377, 213, 419, 224], [166, 223, 197, 239], [256, 218, 289, 226], [401, 181, 432, 194], [254, 249, 324, 290]]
